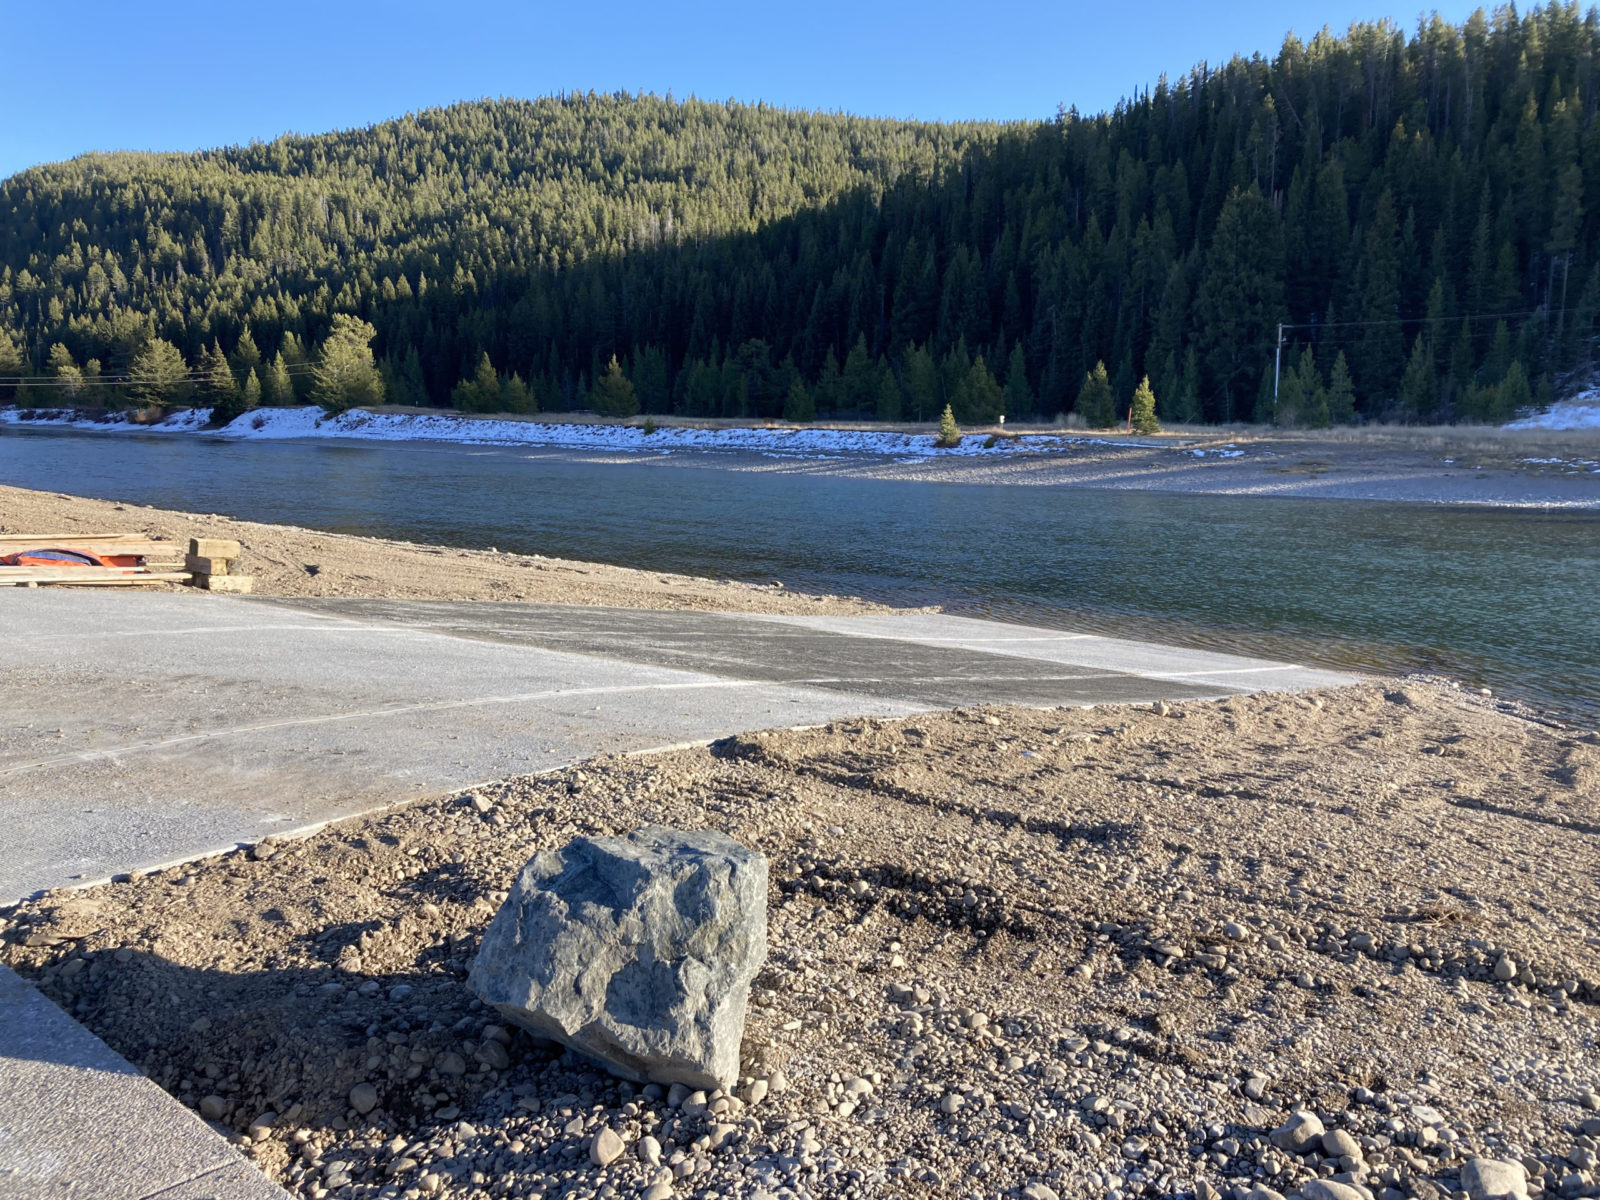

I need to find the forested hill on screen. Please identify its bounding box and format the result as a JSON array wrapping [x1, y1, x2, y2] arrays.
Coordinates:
[[6, 5, 1600, 427]]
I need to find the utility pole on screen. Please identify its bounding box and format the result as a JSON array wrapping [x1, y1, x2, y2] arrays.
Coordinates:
[[1273, 323, 1285, 415]]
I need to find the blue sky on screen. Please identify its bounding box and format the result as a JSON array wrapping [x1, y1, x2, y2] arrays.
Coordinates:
[[1, 1, 1483, 179]]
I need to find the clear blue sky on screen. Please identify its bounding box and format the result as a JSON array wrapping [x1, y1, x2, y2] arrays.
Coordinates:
[[1, 1, 1484, 180]]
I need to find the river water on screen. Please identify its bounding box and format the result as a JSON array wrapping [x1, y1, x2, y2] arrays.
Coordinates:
[[3, 426, 1597, 719]]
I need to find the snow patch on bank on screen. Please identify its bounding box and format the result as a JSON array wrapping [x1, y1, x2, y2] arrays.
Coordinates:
[[1507, 394, 1600, 430], [1, 404, 1145, 459]]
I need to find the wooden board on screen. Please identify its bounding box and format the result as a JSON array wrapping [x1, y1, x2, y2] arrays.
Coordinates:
[[0, 576, 190, 588], [0, 532, 135, 543], [26, 576, 188, 587]]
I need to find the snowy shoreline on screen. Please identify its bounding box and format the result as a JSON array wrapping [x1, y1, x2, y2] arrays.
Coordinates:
[[0, 404, 1156, 459], [5, 403, 1598, 508]]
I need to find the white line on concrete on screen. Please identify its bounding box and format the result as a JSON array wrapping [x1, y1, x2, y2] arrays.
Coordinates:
[[0, 678, 766, 776]]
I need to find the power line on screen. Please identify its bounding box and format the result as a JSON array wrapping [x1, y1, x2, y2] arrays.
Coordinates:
[[0, 363, 321, 386], [1279, 308, 1548, 332]]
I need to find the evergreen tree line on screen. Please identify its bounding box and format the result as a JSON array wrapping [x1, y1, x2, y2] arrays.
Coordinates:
[[6, 5, 1600, 426]]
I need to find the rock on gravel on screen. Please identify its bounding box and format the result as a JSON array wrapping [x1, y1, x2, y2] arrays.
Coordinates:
[[1299, 1182, 1371, 1200], [1271, 1110, 1327, 1154], [467, 826, 767, 1089], [588, 1126, 624, 1166], [1461, 1158, 1531, 1200]]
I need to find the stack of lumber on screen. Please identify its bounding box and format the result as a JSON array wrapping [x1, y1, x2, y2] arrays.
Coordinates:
[[0, 533, 188, 587], [184, 537, 253, 593], [0, 533, 255, 591]]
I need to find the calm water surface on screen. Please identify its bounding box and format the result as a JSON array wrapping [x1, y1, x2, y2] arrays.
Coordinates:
[[3, 426, 1597, 718]]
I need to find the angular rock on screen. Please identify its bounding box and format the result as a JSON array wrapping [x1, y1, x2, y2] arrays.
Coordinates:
[[1322, 1130, 1363, 1159], [1270, 1110, 1326, 1154], [1461, 1158, 1530, 1200], [589, 1126, 625, 1166], [467, 826, 767, 1090]]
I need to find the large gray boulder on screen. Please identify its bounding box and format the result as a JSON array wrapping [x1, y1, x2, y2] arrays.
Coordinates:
[[467, 826, 767, 1090]]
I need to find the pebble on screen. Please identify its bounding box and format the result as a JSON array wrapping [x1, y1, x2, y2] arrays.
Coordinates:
[[636, 1134, 662, 1166], [1494, 956, 1518, 982], [1300, 1182, 1370, 1200], [199, 1094, 227, 1121], [349, 1083, 379, 1115], [642, 1184, 674, 1200]]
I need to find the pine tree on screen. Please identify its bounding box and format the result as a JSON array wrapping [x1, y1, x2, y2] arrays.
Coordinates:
[[231, 327, 261, 381], [963, 356, 1004, 423], [591, 355, 639, 417], [935, 403, 961, 447], [48, 343, 84, 402], [241, 368, 262, 411], [874, 364, 902, 421], [204, 341, 250, 425], [814, 347, 842, 414], [1326, 351, 1356, 424], [1129, 374, 1159, 433], [128, 338, 192, 412], [0, 329, 24, 402], [1076, 361, 1116, 428], [632, 345, 670, 414], [1172, 347, 1201, 424], [1002, 342, 1032, 421], [1399, 333, 1437, 422], [783, 379, 815, 422], [501, 373, 536, 414], [453, 352, 503, 412], [280, 332, 311, 402], [311, 315, 384, 412], [901, 344, 940, 422], [842, 333, 875, 413], [1498, 359, 1533, 418], [264, 352, 295, 406]]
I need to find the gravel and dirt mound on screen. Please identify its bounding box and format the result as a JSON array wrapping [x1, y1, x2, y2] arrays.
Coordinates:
[[2, 682, 1598, 1200], [0, 483, 893, 613]]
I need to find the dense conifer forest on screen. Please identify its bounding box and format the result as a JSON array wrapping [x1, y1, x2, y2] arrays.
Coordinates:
[[5, 4, 1600, 426]]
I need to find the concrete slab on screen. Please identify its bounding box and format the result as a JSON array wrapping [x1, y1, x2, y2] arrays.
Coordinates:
[[0, 966, 287, 1200], [269, 597, 1262, 707], [747, 611, 1359, 693], [0, 591, 1357, 904]]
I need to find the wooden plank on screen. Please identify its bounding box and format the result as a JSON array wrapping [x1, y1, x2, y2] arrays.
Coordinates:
[[185, 554, 230, 576], [189, 537, 242, 559], [29, 576, 185, 587], [0, 532, 138, 543], [3, 576, 192, 588], [0, 569, 191, 583], [196, 574, 253, 593], [0, 565, 143, 577]]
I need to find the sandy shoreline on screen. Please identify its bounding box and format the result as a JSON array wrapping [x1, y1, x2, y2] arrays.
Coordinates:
[[0, 484, 894, 613], [7, 405, 1600, 507]]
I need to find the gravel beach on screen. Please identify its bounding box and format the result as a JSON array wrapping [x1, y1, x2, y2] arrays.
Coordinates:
[[3, 681, 1596, 1200], [0, 484, 891, 613]]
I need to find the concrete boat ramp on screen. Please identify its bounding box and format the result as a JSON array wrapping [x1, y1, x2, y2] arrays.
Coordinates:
[[0, 589, 1355, 1199]]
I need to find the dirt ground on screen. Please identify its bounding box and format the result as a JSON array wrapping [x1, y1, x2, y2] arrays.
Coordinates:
[[0, 484, 891, 613], [4, 681, 1597, 1200]]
